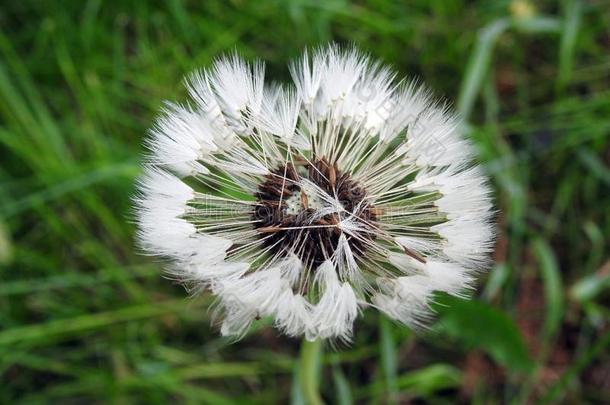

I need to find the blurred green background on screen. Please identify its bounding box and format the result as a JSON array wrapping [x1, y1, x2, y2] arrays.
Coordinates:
[[1, 0, 609, 403]]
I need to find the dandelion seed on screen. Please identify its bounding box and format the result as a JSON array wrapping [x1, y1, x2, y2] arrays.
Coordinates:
[[134, 45, 495, 341]]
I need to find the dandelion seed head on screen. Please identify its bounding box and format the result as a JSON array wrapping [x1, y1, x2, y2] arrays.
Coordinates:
[[134, 44, 496, 341]]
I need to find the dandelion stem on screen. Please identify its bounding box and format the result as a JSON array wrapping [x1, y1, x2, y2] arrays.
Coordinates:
[[299, 339, 324, 405]]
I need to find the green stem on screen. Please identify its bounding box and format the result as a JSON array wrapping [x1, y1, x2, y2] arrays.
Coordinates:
[[299, 339, 324, 405]]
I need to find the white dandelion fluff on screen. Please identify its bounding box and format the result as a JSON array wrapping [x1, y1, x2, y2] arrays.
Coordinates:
[[134, 45, 495, 341]]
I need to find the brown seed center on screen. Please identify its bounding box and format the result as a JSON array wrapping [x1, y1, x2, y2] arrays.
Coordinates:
[[253, 157, 376, 268]]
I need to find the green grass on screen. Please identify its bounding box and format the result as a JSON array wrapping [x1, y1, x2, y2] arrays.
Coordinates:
[[1, 0, 609, 403]]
